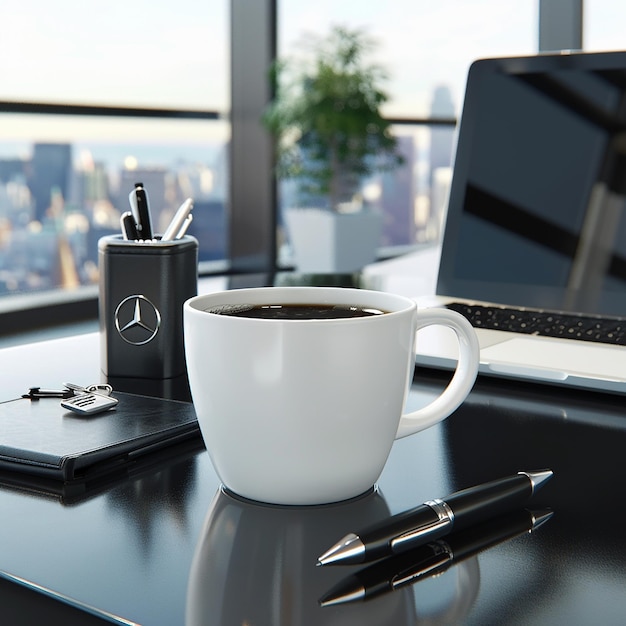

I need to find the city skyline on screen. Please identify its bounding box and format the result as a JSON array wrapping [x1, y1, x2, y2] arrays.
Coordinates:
[[0, 139, 230, 294], [2, 0, 623, 297], [0, 106, 455, 295]]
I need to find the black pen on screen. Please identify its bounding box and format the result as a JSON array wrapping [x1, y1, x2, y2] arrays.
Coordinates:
[[129, 182, 153, 240], [319, 507, 553, 606], [120, 211, 139, 240], [317, 470, 553, 566]]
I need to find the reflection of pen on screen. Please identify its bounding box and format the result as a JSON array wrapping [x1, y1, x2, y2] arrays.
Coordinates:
[[120, 211, 139, 240], [319, 508, 553, 606], [129, 182, 153, 240], [162, 198, 193, 241], [317, 470, 553, 566]]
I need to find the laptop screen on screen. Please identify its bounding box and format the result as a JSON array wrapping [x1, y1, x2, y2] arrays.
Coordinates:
[[437, 51, 626, 318]]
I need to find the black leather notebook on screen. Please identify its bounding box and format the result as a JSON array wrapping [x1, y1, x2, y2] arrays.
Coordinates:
[[0, 391, 203, 500]]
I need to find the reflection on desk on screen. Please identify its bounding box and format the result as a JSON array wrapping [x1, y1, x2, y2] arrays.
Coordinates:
[[187, 487, 480, 625], [1, 290, 626, 624]]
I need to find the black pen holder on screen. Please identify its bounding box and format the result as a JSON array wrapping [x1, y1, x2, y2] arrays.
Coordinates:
[[98, 235, 198, 385]]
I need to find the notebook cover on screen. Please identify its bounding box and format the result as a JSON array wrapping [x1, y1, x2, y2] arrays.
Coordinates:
[[0, 391, 202, 488]]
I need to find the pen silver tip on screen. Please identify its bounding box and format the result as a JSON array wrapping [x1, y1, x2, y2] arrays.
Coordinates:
[[317, 533, 365, 566], [319, 584, 365, 607], [530, 508, 554, 531], [520, 469, 553, 494]]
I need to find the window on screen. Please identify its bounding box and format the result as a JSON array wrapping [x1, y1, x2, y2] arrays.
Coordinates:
[[0, 0, 228, 302], [2, 1, 618, 328], [584, 0, 626, 50], [276, 1, 536, 256], [279, 1, 536, 119], [1, 0, 227, 109]]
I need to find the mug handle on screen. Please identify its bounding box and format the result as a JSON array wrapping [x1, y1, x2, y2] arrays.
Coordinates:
[[395, 308, 480, 439]]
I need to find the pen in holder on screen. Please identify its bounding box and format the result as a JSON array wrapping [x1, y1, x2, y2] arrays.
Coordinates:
[[98, 234, 198, 391]]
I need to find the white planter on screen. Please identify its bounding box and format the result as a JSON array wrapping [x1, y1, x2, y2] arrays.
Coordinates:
[[285, 208, 383, 273]]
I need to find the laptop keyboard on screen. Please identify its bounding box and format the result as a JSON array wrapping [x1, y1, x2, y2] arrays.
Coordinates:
[[446, 302, 626, 347]]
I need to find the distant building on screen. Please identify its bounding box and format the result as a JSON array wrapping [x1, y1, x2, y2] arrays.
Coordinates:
[[28, 143, 72, 222], [429, 86, 456, 231], [0, 158, 31, 223], [186, 199, 228, 261], [380, 135, 416, 246], [0, 158, 26, 184]]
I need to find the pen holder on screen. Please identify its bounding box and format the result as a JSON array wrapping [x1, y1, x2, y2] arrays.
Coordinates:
[[98, 234, 198, 387]]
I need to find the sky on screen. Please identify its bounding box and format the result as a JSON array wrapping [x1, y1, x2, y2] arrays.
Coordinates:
[[0, 0, 624, 144]]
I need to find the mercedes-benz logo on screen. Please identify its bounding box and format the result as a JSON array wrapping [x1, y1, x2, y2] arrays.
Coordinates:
[[114, 295, 161, 345]]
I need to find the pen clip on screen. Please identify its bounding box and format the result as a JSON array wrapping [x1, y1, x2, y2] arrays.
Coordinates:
[[390, 499, 454, 551]]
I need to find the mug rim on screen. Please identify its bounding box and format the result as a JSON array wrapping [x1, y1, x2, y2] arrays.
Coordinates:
[[184, 286, 416, 321]]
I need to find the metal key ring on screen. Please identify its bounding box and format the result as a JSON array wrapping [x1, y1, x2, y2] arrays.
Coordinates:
[[86, 383, 113, 396], [64, 382, 114, 397]]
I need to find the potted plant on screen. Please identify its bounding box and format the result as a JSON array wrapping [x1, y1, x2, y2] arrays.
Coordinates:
[[263, 25, 403, 273]]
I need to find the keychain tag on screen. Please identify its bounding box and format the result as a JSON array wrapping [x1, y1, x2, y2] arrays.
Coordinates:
[[61, 393, 119, 415], [61, 382, 119, 415]]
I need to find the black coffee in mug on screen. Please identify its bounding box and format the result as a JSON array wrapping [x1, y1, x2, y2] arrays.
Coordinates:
[[205, 303, 388, 320]]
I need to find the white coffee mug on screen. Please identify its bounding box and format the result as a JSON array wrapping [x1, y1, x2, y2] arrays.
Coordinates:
[[184, 287, 479, 505]]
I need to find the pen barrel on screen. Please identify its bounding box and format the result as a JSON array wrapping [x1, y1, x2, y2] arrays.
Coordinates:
[[445, 474, 533, 532], [133, 186, 153, 240], [361, 505, 442, 561]]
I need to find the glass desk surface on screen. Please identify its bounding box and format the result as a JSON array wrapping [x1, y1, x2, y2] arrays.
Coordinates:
[[1, 334, 625, 625], [1, 266, 625, 625]]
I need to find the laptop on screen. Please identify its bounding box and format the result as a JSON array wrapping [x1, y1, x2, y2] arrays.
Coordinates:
[[414, 50, 626, 394]]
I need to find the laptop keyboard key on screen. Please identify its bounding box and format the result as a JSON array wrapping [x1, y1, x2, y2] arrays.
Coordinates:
[[446, 302, 626, 347]]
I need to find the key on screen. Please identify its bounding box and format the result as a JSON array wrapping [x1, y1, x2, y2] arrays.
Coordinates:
[[22, 386, 74, 400]]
